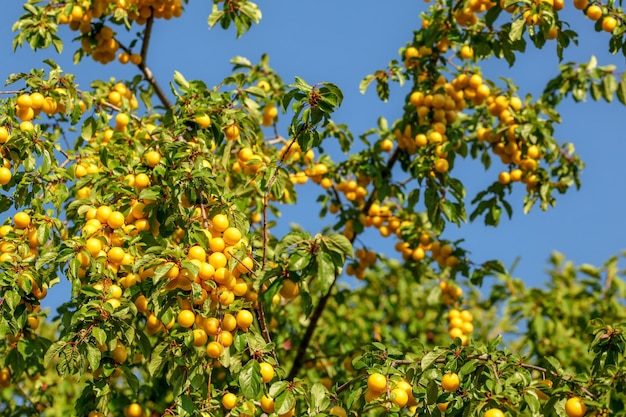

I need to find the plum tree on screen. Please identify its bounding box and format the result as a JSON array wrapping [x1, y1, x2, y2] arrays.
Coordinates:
[[0, 0, 625, 416]]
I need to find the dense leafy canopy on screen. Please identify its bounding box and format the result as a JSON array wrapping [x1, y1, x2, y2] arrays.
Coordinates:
[[0, 1, 625, 417]]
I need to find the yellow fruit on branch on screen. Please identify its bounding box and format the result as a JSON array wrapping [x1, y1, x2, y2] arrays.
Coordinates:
[[280, 279, 300, 299], [565, 397, 587, 417], [224, 124, 240, 141], [367, 372, 387, 393], [442, 372, 460, 391], [222, 392, 238, 410], [601, 16, 618, 33], [124, 403, 143, 417], [459, 45, 474, 59], [390, 387, 409, 407], [484, 408, 505, 417], [194, 113, 211, 129], [586, 4, 603, 21], [259, 362, 275, 383]]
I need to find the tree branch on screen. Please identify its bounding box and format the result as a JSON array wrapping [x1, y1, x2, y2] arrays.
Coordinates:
[[287, 272, 337, 381], [286, 146, 403, 380], [136, 15, 172, 109], [258, 124, 308, 363], [141, 14, 153, 62]]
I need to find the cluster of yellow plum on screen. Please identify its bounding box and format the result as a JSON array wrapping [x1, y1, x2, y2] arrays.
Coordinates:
[[10, 91, 79, 131], [438, 280, 464, 306], [345, 247, 377, 279], [60, 1, 184, 25], [105, 82, 140, 110], [453, 0, 495, 26], [139, 212, 258, 358], [0, 128, 12, 186], [573, 0, 620, 33], [361, 203, 402, 238], [395, 235, 460, 269], [59, 1, 183, 64], [332, 178, 369, 205], [0, 212, 48, 332], [0, 212, 42, 264], [403, 69, 543, 189], [261, 104, 278, 127], [365, 373, 418, 409], [233, 147, 266, 176], [277, 140, 315, 164], [398, 72, 490, 174], [276, 144, 332, 196], [75, 199, 259, 359], [76, 204, 146, 300], [475, 95, 542, 189], [447, 308, 474, 345]]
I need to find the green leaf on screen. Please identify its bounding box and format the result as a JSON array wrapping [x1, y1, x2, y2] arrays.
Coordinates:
[[447, 178, 466, 200], [426, 379, 439, 405], [288, 250, 311, 271], [239, 1, 262, 24], [3, 290, 20, 311], [44, 341, 66, 369], [275, 232, 306, 257], [239, 360, 262, 400], [51, 35, 63, 53], [153, 263, 173, 284], [275, 389, 296, 415], [590, 82, 601, 101], [86, 343, 101, 374], [323, 233, 354, 259], [92, 327, 107, 346], [149, 343, 168, 376], [269, 381, 289, 398], [359, 74, 376, 95], [310, 382, 330, 412], [421, 350, 445, 371], [294, 76, 312, 92], [617, 79, 626, 105], [173, 70, 189, 90], [316, 251, 336, 294], [122, 366, 140, 394], [180, 395, 194, 414], [441, 201, 459, 226], [510, 19, 525, 42], [602, 75, 617, 102], [208, 5, 225, 29], [81, 117, 94, 141], [544, 356, 563, 374], [524, 392, 541, 413]]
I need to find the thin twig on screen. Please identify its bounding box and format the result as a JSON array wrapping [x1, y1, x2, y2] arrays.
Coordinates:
[[197, 187, 210, 230], [336, 374, 366, 394], [489, 362, 501, 385], [256, 302, 279, 365], [15, 383, 40, 408]]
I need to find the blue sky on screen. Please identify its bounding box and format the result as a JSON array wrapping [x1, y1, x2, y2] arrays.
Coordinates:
[[1, 1, 624, 310]]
